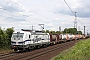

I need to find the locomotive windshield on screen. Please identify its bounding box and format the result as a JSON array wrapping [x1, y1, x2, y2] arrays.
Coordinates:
[[12, 33, 24, 38]]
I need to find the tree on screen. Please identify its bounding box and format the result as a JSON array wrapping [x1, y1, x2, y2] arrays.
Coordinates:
[[5, 28, 14, 47], [42, 30, 45, 33], [55, 31, 61, 34], [63, 28, 69, 34], [63, 28, 80, 34], [68, 28, 77, 34], [0, 27, 14, 49], [6, 28, 14, 38], [49, 31, 55, 34], [0, 28, 7, 48], [46, 30, 49, 33], [77, 31, 82, 34]]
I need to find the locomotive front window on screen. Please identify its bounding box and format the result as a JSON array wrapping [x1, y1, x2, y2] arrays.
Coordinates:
[[12, 33, 24, 38]]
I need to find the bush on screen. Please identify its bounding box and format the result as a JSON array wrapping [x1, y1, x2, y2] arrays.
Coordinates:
[[0, 27, 14, 50]]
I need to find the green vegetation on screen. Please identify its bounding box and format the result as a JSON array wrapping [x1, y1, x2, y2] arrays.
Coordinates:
[[43, 28, 82, 34], [63, 28, 82, 34], [52, 38, 90, 60], [42, 30, 62, 34], [0, 27, 14, 50]]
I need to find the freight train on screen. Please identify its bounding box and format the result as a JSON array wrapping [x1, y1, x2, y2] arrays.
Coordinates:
[[11, 30, 85, 52]]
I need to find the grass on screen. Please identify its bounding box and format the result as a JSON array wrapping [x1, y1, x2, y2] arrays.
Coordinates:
[[51, 38, 90, 60]]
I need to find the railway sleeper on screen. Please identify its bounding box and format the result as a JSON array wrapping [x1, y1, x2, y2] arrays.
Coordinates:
[[42, 44, 47, 48], [14, 48, 25, 52], [35, 45, 41, 49]]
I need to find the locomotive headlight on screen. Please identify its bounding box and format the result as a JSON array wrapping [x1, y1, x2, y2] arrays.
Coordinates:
[[14, 46, 16, 48]]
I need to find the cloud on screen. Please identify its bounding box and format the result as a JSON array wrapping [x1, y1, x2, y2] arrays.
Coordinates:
[[54, 0, 90, 18], [74, 0, 90, 18], [0, 0, 90, 34], [0, 0, 24, 12], [0, 0, 28, 23]]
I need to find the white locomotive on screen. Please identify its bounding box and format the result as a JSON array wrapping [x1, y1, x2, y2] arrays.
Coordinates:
[[11, 31, 50, 52]]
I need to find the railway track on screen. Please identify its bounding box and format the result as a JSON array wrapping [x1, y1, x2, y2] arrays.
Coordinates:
[[0, 52, 18, 59], [20, 40, 78, 60], [0, 40, 80, 60]]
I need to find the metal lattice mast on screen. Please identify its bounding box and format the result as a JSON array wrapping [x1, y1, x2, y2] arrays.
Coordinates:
[[74, 12, 77, 29]]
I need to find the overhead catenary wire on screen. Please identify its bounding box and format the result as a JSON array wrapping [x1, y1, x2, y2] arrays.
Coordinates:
[[1, 0, 70, 28], [0, 14, 25, 21], [1, 0, 67, 29], [77, 18, 84, 26], [9, 0, 52, 20], [0, 7, 48, 23], [64, 0, 84, 27], [0, 0, 49, 23], [2, 0, 86, 30], [64, 0, 90, 34], [64, 0, 75, 15], [0, 8, 27, 20], [9, 0, 71, 28]]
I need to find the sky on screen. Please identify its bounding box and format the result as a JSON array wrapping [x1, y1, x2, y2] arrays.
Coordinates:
[[0, 0, 90, 34]]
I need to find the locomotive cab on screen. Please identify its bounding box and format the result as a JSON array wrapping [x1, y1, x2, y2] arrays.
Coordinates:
[[11, 31, 32, 52]]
